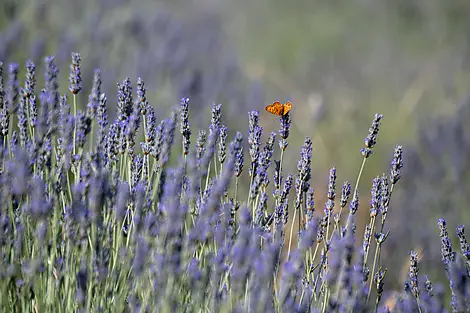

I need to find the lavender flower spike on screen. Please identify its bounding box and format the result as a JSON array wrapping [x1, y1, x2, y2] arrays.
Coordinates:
[[68, 52, 82, 95], [279, 112, 291, 151], [180, 97, 191, 156], [361, 113, 383, 158]]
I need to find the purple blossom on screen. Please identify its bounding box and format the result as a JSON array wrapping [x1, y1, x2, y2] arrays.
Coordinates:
[[24, 60, 36, 97], [86, 69, 101, 117], [325, 167, 336, 212], [295, 136, 312, 207], [370, 176, 382, 217], [117, 77, 133, 122], [390, 145, 403, 184], [180, 97, 191, 156], [69, 52, 82, 95], [361, 113, 383, 158], [278, 113, 291, 151], [230, 132, 243, 177], [438, 218, 456, 265]]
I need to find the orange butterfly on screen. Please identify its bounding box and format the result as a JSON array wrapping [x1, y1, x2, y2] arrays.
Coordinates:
[[265, 101, 292, 116]]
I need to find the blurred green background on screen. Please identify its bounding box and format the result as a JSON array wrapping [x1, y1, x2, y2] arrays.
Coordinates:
[[2, 0, 470, 300]]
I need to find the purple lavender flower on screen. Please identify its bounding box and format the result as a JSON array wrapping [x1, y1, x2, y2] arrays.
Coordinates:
[[76, 111, 91, 151], [86, 69, 101, 118], [196, 130, 207, 162], [456, 225, 470, 267], [370, 176, 382, 217], [374, 267, 387, 305], [44, 56, 59, 124], [349, 188, 359, 215], [408, 250, 420, 299], [218, 125, 227, 165], [209, 103, 222, 137], [145, 105, 156, 144], [280, 172, 293, 206], [340, 181, 351, 209], [24, 60, 36, 97], [97, 93, 107, 149], [363, 223, 372, 258], [6, 62, 19, 114], [0, 62, 4, 111], [380, 173, 390, 216], [305, 187, 315, 223], [262, 131, 276, 164], [325, 167, 336, 213], [438, 218, 456, 264], [37, 88, 50, 138], [230, 132, 243, 177], [17, 91, 28, 147], [1, 63, 19, 137], [295, 137, 312, 206], [361, 113, 383, 158], [68, 52, 82, 95], [162, 110, 178, 166], [278, 113, 291, 151], [116, 181, 130, 223], [136, 77, 148, 115], [180, 97, 191, 156], [151, 120, 165, 165], [117, 77, 133, 122], [390, 145, 403, 184], [254, 191, 268, 227], [29, 93, 37, 128], [248, 110, 262, 174], [125, 104, 141, 155]]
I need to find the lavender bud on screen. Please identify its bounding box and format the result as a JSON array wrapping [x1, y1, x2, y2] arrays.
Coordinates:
[[349, 188, 359, 215], [136, 77, 148, 115], [363, 223, 371, 256], [44, 56, 59, 131], [68, 52, 82, 95], [438, 218, 456, 264], [209, 103, 222, 137], [456, 225, 470, 263], [17, 91, 28, 147], [340, 181, 351, 208], [145, 105, 156, 144], [97, 93, 107, 149], [408, 250, 419, 299], [180, 97, 191, 156], [196, 130, 207, 162], [6, 62, 19, 114], [325, 167, 336, 212], [218, 125, 228, 164], [374, 267, 387, 302], [361, 113, 383, 158], [117, 77, 133, 122], [86, 69, 101, 117], [248, 110, 262, 171], [279, 113, 291, 151], [390, 145, 403, 184], [296, 136, 312, 197], [0, 62, 4, 111], [29, 93, 37, 128], [305, 187, 315, 223], [24, 60, 36, 97], [370, 176, 382, 217], [230, 132, 243, 177]]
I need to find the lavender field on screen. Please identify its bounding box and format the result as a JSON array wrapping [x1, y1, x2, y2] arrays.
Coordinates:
[[0, 53, 467, 313], [1, 1, 470, 313]]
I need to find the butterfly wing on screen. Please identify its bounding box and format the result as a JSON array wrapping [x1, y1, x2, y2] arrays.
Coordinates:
[[282, 101, 293, 115], [265, 101, 283, 116]]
